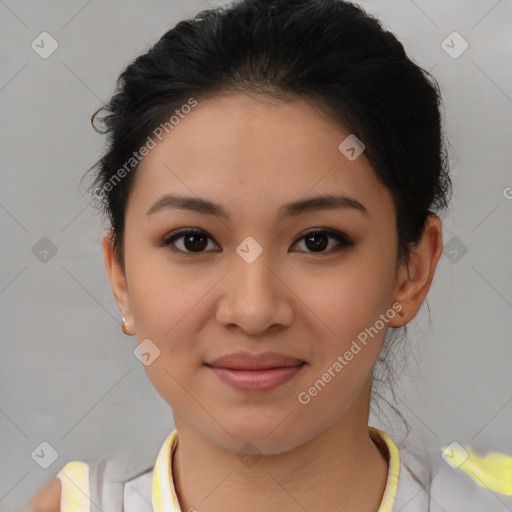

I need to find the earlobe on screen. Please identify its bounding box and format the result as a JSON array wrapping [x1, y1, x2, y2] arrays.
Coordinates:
[[101, 230, 135, 334], [389, 215, 443, 327]]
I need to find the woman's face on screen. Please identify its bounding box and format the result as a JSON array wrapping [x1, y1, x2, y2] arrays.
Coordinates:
[[105, 92, 408, 454]]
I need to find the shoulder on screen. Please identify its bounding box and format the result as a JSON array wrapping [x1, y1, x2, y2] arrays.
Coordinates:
[[428, 446, 512, 512], [393, 444, 512, 512], [52, 450, 154, 512]]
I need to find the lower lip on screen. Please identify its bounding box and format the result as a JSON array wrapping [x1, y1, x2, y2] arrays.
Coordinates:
[[206, 363, 305, 392]]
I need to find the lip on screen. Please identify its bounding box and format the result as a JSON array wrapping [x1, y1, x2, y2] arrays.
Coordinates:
[[205, 351, 306, 392], [206, 351, 305, 370]]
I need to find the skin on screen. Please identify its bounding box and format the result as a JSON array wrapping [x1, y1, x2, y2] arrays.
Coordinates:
[[101, 92, 443, 512], [26, 477, 61, 511]]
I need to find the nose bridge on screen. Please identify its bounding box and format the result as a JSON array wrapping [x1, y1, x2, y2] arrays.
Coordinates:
[[233, 236, 277, 299], [215, 236, 291, 334]]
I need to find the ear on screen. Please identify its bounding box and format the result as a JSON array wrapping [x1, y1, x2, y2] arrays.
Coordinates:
[[388, 215, 443, 327], [101, 230, 135, 335]]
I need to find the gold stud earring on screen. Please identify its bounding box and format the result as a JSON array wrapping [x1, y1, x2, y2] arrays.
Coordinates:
[[121, 317, 133, 335]]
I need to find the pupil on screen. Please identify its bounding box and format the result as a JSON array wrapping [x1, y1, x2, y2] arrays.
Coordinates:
[[306, 233, 327, 252], [185, 233, 207, 252]]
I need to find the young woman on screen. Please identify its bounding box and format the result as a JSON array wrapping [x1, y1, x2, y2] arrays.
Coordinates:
[[27, 0, 512, 510]]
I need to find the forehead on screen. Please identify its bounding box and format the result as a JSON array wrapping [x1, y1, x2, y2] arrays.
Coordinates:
[[126, 92, 394, 222]]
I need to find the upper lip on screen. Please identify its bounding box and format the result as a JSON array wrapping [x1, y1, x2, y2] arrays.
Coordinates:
[[205, 351, 305, 370]]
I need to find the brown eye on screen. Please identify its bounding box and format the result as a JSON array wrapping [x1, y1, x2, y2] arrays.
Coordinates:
[[292, 229, 354, 254], [162, 229, 219, 254], [162, 227, 354, 256]]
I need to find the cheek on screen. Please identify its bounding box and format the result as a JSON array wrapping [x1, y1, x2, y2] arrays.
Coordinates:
[[127, 250, 208, 344], [296, 273, 392, 419], [308, 257, 394, 331], [304, 253, 396, 371]]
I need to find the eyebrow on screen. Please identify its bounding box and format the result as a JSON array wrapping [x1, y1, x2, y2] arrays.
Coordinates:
[[146, 193, 368, 220]]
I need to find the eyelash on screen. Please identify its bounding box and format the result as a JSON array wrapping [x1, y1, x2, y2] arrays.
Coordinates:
[[161, 227, 354, 255]]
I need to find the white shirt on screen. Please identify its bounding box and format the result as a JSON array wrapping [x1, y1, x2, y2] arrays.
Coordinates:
[[55, 426, 512, 511]]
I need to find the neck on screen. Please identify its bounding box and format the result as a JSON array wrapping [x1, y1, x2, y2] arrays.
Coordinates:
[[171, 381, 389, 512]]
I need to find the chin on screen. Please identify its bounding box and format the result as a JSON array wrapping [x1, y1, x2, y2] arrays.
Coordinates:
[[214, 421, 304, 456]]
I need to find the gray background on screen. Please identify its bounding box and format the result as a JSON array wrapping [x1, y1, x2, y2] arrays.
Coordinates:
[[1, 0, 511, 510]]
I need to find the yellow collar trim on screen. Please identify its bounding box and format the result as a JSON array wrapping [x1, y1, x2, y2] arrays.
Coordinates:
[[153, 429, 180, 512], [153, 427, 400, 512], [369, 426, 401, 512]]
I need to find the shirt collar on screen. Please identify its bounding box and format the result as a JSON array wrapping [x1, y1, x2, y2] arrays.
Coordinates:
[[152, 426, 400, 512]]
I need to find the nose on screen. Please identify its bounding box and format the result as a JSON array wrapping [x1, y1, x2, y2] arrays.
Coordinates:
[[214, 247, 294, 337]]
